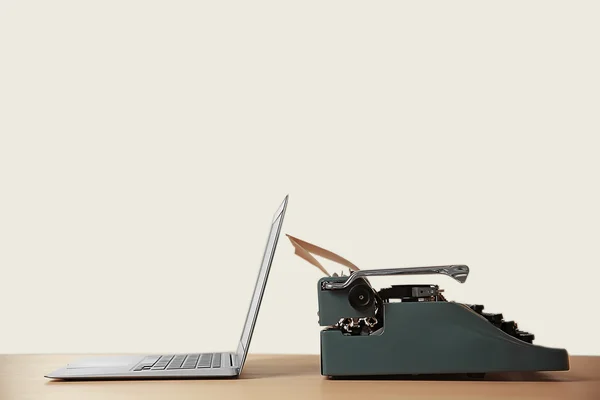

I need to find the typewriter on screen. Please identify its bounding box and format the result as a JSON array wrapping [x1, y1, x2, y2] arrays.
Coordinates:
[[287, 235, 570, 379]]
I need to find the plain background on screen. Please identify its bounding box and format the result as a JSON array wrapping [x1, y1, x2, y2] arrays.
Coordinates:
[[1, 1, 599, 356]]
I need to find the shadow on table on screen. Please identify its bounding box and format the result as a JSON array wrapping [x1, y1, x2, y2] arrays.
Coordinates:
[[241, 356, 588, 383], [325, 371, 569, 382]]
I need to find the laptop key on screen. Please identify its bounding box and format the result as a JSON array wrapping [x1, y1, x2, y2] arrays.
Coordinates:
[[212, 353, 221, 368], [182, 354, 199, 369], [167, 355, 187, 369], [151, 357, 173, 370], [197, 354, 212, 368], [133, 355, 161, 371], [182, 360, 198, 369]]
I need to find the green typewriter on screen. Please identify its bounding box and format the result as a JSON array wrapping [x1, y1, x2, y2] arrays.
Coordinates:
[[287, 235, 569, 379]]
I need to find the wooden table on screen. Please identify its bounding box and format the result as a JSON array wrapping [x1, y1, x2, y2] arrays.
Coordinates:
[[1, 354, 598, 399]]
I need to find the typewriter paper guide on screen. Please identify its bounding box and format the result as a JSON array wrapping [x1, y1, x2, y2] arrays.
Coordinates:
[[285, 235, 360, 276]]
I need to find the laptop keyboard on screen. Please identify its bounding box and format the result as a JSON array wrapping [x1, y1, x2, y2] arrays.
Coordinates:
[[133, 353, 222, 371]]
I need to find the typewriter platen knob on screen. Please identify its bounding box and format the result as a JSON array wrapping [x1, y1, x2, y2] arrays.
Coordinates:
[[348, 284, 374, 311]]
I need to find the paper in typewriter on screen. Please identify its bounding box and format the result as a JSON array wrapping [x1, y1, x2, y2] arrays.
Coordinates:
[[286, 234, 360, 276]]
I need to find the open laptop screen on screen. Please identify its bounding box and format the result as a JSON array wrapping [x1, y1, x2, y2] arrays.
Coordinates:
[[236, 196, 287, 371]]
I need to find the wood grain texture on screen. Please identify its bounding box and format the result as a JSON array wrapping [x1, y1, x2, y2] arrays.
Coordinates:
[[0, 354, 598, 400]]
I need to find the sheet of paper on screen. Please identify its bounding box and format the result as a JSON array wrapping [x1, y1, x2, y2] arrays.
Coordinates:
[[286, 234, 360, 276]]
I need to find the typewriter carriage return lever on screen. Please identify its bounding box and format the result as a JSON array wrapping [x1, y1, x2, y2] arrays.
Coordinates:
[[321, 264, 469, 290]]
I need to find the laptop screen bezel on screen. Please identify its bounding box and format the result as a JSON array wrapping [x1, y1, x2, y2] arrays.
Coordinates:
[[235, 195, 287, 372]]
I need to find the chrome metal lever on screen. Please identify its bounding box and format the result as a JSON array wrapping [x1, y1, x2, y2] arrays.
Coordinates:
[[321, 265, 469, 290]]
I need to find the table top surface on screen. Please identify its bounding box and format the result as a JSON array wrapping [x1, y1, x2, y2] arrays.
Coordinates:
[[0, 354, 599, 400]]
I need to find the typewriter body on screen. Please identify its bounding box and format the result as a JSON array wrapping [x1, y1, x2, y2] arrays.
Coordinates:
[[317, 265, 569, 378]]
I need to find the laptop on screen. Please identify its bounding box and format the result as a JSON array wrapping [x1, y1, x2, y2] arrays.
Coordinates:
[[45, 195, 288, 380]]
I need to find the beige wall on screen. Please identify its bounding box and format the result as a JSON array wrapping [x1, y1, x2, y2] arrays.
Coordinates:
[[0, 1, 598, 356]]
